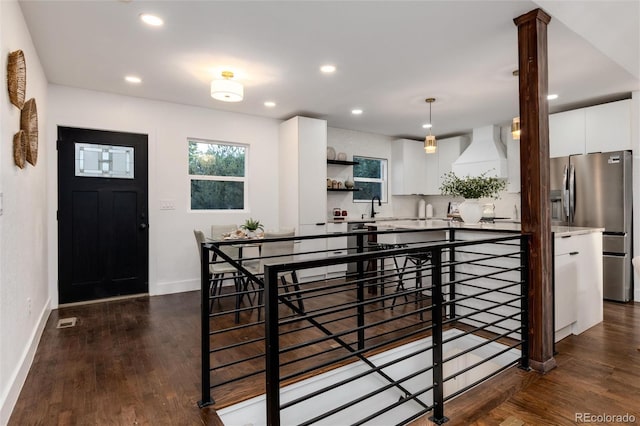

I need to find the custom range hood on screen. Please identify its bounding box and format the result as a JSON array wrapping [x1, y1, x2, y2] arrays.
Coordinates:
[[452, 125, 508, 178]]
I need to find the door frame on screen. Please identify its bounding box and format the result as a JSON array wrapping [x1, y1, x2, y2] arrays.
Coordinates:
[[56, 126, 150, 304]]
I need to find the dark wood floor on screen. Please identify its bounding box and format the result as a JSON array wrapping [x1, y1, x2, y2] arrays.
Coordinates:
[[412, 300, 640, 425], [9, 292, 224, 426], [9, 291, 640, 425]]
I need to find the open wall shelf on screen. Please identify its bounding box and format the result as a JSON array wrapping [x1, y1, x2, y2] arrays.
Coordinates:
[[327, 159, 359, 166], [327, 188, 359, 192]]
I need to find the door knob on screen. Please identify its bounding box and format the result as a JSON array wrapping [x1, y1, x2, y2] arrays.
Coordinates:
[[139, 223, 148, 230]]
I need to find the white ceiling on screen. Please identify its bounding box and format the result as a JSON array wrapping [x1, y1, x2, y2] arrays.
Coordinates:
[[18, 0, 640, 140]]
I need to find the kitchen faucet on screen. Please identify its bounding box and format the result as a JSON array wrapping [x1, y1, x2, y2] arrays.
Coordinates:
[[370, 195, 381, 218]]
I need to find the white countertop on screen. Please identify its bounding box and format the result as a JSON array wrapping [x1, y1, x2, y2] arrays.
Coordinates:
[[366, 219, 603, 237], [551, 225, 605, 237]]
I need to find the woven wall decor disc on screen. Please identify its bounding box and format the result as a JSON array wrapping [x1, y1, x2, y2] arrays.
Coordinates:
[[13, 130, 27, 169], [20, 98, 38, 166], [7, 50, 26, 109]]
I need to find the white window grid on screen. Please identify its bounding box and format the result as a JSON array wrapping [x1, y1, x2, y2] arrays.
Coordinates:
[[188, 139, 249, 212], [353, 156, 388, 203]]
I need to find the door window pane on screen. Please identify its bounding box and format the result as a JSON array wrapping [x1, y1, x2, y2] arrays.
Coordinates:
[[75, 143, 134, 179]]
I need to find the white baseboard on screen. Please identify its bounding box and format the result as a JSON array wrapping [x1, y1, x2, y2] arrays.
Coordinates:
[[0, 299, 51, 426], [150, 278, 201, 296]]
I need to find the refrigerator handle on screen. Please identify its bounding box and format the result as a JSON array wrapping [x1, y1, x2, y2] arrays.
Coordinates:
[[568, 163, 575, 222], [562, 164, 569, 220]]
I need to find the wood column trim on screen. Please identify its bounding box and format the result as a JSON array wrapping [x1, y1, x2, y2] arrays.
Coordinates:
[[514, 8, 556, 374]]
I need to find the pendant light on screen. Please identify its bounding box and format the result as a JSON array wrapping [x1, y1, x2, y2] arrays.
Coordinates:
[[424, 98, 437, 154], [211, 71, 244, 102], [511, 116, 521, 140]]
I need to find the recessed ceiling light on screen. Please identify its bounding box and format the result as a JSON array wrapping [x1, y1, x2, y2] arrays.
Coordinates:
[[264, 101, 276, 108], [351, 109, 363, 115], [320, 64, 336, 73], [422, 123, 433, 129], [547, 94, 559, 100], [140, 13, 163, 27], [125, 75, 142, 84]]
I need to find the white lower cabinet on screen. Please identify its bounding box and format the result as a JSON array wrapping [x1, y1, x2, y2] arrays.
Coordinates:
[[554, 232, 603, 342], [297, 224, 327, 281], [553, 251, 578, 342], [326, 223, 348, 277]]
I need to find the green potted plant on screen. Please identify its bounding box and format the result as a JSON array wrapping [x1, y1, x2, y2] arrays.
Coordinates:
[[241, 218, 264, 237], [439, 171, 506, 223]]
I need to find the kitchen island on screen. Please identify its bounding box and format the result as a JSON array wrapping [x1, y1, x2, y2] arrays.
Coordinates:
[[367, 219, 604, 343]]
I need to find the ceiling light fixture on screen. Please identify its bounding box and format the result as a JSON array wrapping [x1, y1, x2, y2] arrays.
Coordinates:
[[511, 116, 521, 140], [547, 93, 559, 100], [424, 98, 437, 154], [140, 13, 163, 27], [125, 75, 142, 84], [351, 109, 363, 115], [320, 64, 336, 73], [264, 101, 276, 107], [211, 71, 243, 102]]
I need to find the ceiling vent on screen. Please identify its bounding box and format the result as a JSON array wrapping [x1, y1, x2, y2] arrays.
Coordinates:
[[452, 125, 508, 178]]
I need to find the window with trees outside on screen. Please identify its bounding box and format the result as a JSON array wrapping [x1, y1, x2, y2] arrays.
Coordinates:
[[353, 156, 387, 202], [188, 140, 248, 210]]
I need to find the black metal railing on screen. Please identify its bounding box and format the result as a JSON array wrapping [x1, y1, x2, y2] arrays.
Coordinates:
[[198, 227, 530, 425]]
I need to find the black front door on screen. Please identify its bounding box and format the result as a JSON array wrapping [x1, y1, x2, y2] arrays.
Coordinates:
[[58, 127, 149, 304]]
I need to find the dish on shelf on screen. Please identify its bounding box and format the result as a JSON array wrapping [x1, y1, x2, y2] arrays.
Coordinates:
[[327, 146, 336, 160], [337, 152, 347, 161]]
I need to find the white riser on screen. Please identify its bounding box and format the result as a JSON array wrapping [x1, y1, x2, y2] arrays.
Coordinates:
[[218, 329, 520, 425]]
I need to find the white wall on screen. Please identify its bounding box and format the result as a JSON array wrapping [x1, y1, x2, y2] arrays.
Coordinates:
[[0, 1, 50, 423], [47, 86, 281, 304], [327, 127, 395, 219], [632, 91, 639, 302]]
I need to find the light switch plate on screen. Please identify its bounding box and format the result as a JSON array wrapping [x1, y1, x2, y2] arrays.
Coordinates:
[[159, 199, 175, 210]]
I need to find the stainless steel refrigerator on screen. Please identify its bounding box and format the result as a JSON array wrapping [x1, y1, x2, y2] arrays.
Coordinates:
[[550, 151, 633, 302]]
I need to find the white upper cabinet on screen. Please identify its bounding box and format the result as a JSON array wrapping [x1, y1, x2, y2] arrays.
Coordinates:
[[424, 150, 439, 195], [279, 116, 327, 226], [549, 109, 586, 158], [391, 136, 469, 196], [585, 99, 631, 153], [391, 139, 427, 195], [506, 132, 521, 193], [549, 99, 632, 158], [437, 136, 469, 191]]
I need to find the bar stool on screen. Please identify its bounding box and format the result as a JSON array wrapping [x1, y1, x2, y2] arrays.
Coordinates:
[[392, 251, 432, 313], [366, 242, 408, 306]]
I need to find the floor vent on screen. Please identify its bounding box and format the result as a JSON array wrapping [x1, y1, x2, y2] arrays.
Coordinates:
[[56, 317, 77, 329]]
